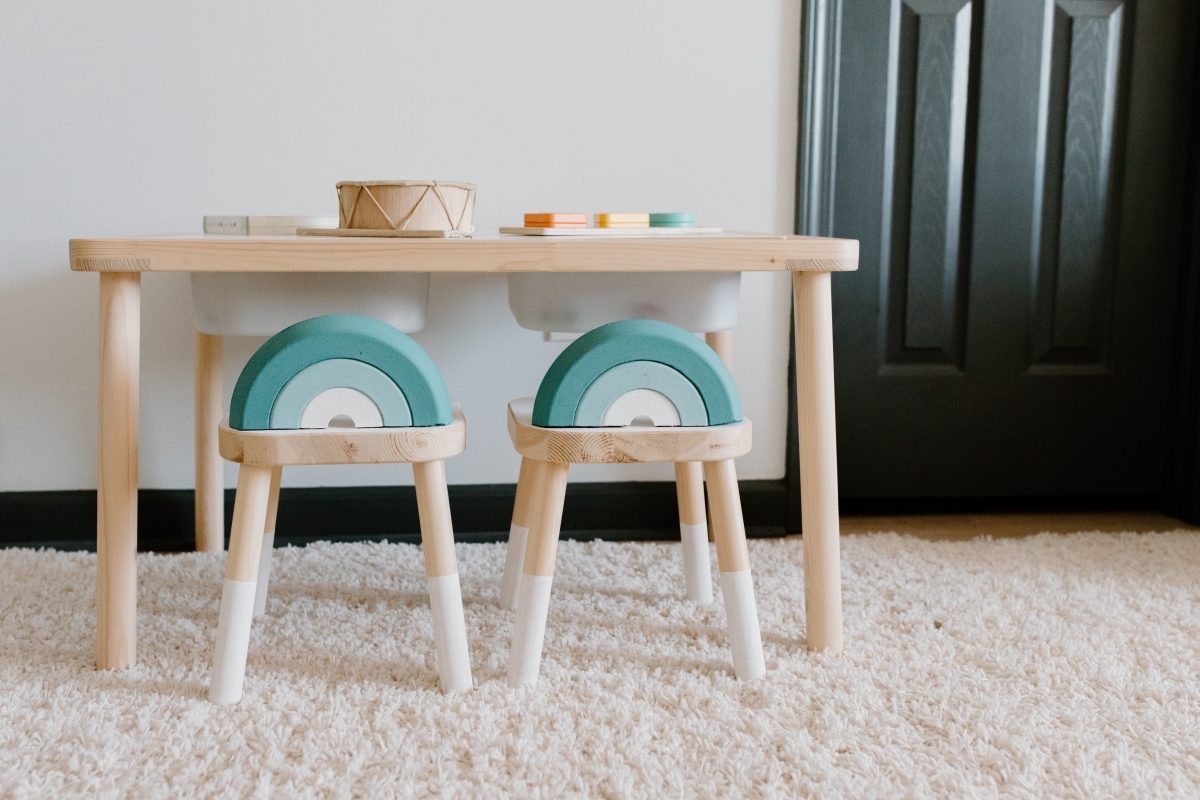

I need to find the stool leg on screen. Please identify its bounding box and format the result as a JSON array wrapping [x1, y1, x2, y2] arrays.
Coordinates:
[[507, 459, 569, 688], [703, 458, 765, 681], [500, 457, 538, 610], [209, 464, 274, 705], [252, 466, 283, 618], [413, 459, 472, 694], [674, 461, 713, 604]]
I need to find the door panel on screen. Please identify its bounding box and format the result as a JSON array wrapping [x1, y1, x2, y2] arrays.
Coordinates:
[[815, 0, 1190, 498], [885, 0, 980, 370], [1032, 1, 1127, 368]]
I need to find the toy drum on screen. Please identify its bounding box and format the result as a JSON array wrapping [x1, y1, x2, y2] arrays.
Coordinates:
[[337, 180, 476, 234]]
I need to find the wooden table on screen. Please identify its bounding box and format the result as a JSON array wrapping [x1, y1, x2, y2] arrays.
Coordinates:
[[68, 232, 859, 670]]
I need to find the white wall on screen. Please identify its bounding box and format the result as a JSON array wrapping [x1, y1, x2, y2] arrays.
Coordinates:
[[0, 0, 801, 491]]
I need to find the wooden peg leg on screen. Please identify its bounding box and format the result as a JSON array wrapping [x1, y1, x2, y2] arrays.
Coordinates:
[[414, 459, 472, 693], [500, 457, 538, 610], [97, 272, 140, 671], [704, 458, 765, 681], [252, 466, 282, 618], [194, 331, 224, 553], [703, 330, 734, 545], [793, 271, 843, 653], [674, 461, 713, 604], [209, 464, 273, 705], [704, 330, 734, 369], [507, 460, 569, 688]]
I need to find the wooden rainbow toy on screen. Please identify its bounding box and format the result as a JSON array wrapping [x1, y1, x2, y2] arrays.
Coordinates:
[[228, 314, 453, 431], [531, 319, 742, 428]]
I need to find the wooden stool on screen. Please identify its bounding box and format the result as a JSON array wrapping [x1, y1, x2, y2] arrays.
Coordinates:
[[209, 409, 470, 703], [503, 398, 765, 686], [206, 313, 473, 703]]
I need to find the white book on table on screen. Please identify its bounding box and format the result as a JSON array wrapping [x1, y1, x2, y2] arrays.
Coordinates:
[[203, 216, 338, 235]]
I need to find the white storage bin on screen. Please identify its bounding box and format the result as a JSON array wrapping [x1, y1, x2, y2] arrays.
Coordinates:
[[507, 272, 741, 334], [191, 273, 430, 336]]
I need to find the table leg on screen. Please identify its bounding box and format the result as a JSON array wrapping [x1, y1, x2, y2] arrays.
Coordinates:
[[195, 331, 224, 552], [793, 271, 843, 654], [704, 330, 734, 367], [97, 272, 140, 670]]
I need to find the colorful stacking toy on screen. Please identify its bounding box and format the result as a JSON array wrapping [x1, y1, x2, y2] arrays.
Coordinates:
[[500, 319, 765, 688], [595, 212, 649, 228], [649, 212, 695, 228], [530, 319, 741, 427], [209, 315, 472, 703], [524, 213, 587, 228]]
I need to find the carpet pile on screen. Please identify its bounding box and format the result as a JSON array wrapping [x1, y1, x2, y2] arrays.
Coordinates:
[[2, 531, 1198, 798]]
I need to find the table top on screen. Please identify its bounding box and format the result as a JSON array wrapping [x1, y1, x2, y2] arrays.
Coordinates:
[[68, 232, 858, 273]]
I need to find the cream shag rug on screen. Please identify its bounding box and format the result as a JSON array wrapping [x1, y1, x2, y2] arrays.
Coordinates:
[[2, 532, 1199, 798]]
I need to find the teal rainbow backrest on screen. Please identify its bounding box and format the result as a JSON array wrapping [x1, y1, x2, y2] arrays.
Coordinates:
[[229, 315, 452, 431], [532, 319, 742, 428]]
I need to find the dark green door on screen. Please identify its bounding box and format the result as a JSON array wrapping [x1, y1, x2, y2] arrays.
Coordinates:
[[805, 0, 1195, 498]]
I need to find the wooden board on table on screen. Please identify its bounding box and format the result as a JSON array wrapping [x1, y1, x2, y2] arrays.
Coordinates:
[[296, 228, 470, 238], [499, 226, 723, 237]]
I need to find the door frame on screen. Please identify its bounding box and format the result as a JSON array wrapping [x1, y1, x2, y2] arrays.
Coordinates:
[[1165, 17, 1200, 524]]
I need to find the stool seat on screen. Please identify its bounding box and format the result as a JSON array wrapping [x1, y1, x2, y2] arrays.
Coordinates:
[[506, 398, 750, 464], [219, 403, 466, 465]]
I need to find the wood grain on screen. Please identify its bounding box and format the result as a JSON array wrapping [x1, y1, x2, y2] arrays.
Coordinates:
[[225, 465, 274, 583], [413, 460, 458, 578], [507, 400, 751, 464], [69, 234, 858, 274], [194, 331, 224, 552], [522, 460, 571, 577], [704, 330, 734, 368], [674, 461, 706, 526], [703, 459, 750, 573], [511, 457, 538, 529], [97, 272, 139, 670], [264, 466, 282, 534], [794, 271, 843, 654], [219, 405, 466, 465]]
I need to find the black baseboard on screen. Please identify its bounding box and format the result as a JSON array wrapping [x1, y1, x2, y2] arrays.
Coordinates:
[[838, 495, 1164, 516], [0, 480, 789, 552]]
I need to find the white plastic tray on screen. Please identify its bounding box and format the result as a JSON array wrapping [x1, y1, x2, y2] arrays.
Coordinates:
[[191, 273, 430, 336], [508, 272, 741, 334]]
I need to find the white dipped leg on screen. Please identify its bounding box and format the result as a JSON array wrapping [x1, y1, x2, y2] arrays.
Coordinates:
[[413, 459, 474, 694], [720, 569, 765, 681], [209, 579, 257, 704], [704, 458, 766, 682], [252, 529, 275, 618], [428, 573, 472, 693], [505, 459, 568, 689], [674, 461, 711, 604], [680, 522, 713, 605], [500, 458, 538, 610], [507, 574, 553, 688], [209, 464, 273, 705], [499, 523, 528, 611]]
